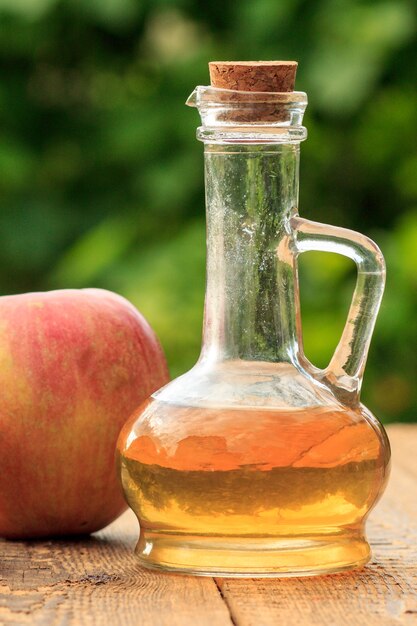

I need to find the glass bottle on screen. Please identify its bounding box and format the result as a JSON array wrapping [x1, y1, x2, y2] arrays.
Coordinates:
[[117, 75, 390, 577]]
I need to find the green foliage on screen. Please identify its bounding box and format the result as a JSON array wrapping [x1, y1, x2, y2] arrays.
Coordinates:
[[0, 0, 415, 421]]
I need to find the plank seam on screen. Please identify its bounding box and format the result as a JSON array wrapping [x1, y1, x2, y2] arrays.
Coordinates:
[[213, 579, 239, 626]]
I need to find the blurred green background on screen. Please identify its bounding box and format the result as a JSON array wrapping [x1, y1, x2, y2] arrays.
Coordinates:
[[0, 0, 416, 422]]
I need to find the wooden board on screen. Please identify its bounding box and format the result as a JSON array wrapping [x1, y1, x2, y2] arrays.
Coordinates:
[[1, 425, 416, 626]]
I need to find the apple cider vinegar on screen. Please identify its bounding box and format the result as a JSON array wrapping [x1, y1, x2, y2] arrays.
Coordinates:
[[117, 398, 389, 576], [118, 62, 390, 576]]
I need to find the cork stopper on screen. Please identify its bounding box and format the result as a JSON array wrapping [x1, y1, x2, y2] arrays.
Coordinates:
[[209, 61, 297, 93], [204, 61, 299, 124]]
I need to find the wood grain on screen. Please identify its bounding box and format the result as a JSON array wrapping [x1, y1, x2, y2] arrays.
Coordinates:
[[0, 512, 232, 626], [0, 425, 416, 626]]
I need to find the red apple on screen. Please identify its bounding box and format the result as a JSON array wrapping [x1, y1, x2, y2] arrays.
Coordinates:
[[0, 288, 169, 538]]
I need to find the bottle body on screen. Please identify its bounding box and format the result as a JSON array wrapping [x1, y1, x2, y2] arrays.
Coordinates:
[[117, 361, 390, 576]]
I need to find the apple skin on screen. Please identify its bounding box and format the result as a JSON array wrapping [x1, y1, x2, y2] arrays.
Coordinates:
[[0, 288, 169, 538]]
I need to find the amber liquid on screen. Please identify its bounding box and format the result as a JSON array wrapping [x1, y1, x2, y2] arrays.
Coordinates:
[[118, 400, 389, 575]]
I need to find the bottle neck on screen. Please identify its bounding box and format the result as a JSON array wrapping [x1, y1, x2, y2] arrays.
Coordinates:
[[200, 142, 301, 365]]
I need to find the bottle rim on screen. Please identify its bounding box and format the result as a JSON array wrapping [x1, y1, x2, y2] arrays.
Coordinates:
[[186, 86, 308, 108], [187, 86, 308, 143]]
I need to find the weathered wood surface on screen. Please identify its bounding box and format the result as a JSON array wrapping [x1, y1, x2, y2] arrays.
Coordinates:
[[1, 424, 416, 626]]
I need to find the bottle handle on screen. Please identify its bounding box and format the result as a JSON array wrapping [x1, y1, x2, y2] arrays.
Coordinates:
[[292, 216, 386, 404]]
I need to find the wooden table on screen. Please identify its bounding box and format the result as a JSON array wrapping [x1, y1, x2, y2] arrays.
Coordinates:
[[1, 425, 416, 626]]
